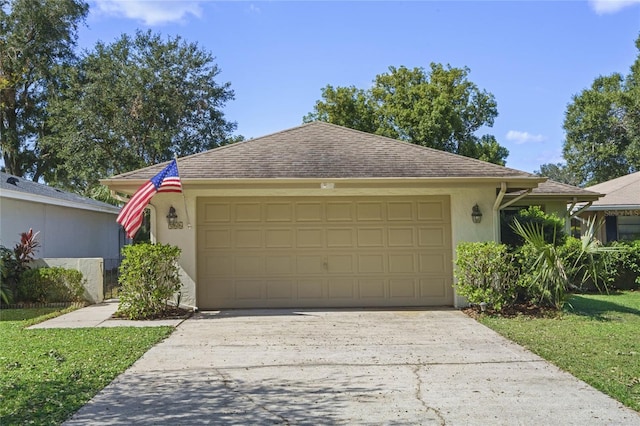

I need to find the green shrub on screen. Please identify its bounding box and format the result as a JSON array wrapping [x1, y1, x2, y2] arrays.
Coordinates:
[[17, 267, 86, 303], [501, 206, 567, 248], [454, 241, 519, 310], [607, 240, 640, 290], [116, 243, 182, 320]]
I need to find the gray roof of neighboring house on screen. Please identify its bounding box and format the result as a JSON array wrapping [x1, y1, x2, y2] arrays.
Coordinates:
[[0, 172, 120, 214], [586, 171, 640, 209], [529, 180, 601, 199], [501, 179, 601, 203], [109, 122, 541, 181]]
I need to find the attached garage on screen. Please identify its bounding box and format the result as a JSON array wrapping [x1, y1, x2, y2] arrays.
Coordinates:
[[196, 196, 452, 308], [103, 121, 565, 310]]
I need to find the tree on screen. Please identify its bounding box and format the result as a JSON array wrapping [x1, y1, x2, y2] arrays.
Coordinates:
[[562, 34, 640, 186], [304, 64, 508, 165], [0, 0, 88, 179], [44, 30, 238, 194], [534, 162, 581, 186]]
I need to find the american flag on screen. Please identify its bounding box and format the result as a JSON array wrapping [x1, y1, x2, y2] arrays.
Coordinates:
[[117, 159, 182, 239]]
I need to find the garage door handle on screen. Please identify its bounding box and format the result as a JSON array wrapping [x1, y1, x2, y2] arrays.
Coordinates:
[[323, 257, 328, 270]]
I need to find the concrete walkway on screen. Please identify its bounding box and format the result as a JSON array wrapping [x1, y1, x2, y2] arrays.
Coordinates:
[[63, 308, 640, 425], [28, 300, 186, 329]]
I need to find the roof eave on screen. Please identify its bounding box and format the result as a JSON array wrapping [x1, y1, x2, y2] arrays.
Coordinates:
[[101, 176, 546, 194]]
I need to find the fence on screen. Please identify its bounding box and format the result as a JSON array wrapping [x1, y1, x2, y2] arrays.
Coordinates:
[[103, 258, 122, 300]]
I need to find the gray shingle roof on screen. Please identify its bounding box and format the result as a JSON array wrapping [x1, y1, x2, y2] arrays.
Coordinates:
[[0, 172, 120, 213], [529, 180, 601, 198], [587, 171, 640, 207], [110, 122, 539, 180]]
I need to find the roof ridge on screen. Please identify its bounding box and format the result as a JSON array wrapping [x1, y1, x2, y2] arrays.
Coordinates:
[[308, 121, 536, 177]]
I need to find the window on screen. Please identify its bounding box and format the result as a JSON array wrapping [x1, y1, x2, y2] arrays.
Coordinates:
[[617, 215, 640, 241]]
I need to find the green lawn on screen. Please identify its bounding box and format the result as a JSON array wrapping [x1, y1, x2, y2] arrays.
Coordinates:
[[479, 291, 640, 412], [0, 308, 173, 425]]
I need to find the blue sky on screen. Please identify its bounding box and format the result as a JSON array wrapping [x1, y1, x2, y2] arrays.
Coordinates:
[[78, 1, 640, 173]]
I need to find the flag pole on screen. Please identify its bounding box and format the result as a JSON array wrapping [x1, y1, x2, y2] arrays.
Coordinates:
[[174, 154, 192, 229]]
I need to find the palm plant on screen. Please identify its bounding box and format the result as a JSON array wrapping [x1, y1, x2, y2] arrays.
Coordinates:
[[570, 216, 622, 292], [512, 219, 568, 309]]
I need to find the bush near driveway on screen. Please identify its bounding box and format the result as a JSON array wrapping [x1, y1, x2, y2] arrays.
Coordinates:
[[116, 243, 182, 320], [0, 308, 172, 425], [477, 291, 640, 412]]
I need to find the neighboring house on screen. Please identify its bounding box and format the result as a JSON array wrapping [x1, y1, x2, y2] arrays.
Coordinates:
[[102, 122, 598, 310], [500, 180, 601, 238], [0, 172, 123, 259], [581, 171, 640, 242]]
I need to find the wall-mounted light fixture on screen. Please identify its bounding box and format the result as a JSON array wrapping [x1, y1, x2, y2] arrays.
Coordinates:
[[167, 206, 183, 229], [471, 204, 483, 224]]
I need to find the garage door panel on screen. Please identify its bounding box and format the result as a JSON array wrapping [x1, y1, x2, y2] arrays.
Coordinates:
[[327, 202, 353, 221], [388, 228, 415, 247], [358, 228, 384, 247], [387, 202, 413, 221], [235, 280, 263, 300], [297, 228, 323, 248], [418, 201, 446, 221], [296, 202, 322, 222], [389, 254, 415, 273], [203, 203, 230, 223], [389, 279, 416, 298], [266, 203, 292, 222], [236, 203, 261, 222], [265, 229, 294, 248], [235, 229, 262, 248], [420, 278, 447, 297], [206, 255, 233, 276], [358, 254, 384, 273], [327, 228, 353, 247], [296, 256, 323, 274], [327, 255, 353, 273], [266, 256, 294, 275], [328, 278, 355, 299], [298, 279, 324, 299], [418, 227, 446, 247], [234, 256, 264, 276], [197, 196, 452, 309], [419, 253, 448, 273], [358, 279, 386, 298], [266, 281, 293, 299], [357, 202, 383, 221]]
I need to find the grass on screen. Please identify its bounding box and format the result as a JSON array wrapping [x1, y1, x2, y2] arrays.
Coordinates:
[[478, 291, 640, 412], [0, 308, 173, 425]]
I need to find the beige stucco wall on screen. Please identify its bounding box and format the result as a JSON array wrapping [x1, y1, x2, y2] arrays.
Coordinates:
[[149, 182, 500, 309], [31, 258, 104, 304]]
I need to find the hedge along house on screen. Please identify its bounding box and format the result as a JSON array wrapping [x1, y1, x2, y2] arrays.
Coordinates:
[[103, 122, 596, 310]]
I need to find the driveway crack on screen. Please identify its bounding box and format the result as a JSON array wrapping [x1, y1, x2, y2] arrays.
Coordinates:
[[413, 365, 446, 425], [214, 368, 290, 425]]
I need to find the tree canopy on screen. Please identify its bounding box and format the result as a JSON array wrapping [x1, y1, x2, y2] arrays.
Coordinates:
[[304, 64, 508, 165], [0, 0, 88, 179], [44, 30, 239, 194], [559, 34, 640, 187]]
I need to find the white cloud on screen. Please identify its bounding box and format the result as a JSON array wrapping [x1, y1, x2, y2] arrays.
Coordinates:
[[93, 0, 203, 25], [248, 4, 261, 14], [505, 130, 546, 145], [589, 0, 640, 14]]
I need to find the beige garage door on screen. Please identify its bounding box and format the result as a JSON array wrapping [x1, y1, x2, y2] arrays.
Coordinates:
[[197, 196, 452, 309]]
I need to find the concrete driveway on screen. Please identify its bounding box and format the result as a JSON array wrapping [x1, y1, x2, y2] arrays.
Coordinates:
[[65, 308, 639, 425]]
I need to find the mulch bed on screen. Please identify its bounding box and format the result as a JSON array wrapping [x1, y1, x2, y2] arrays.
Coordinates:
[[111, 305, 193, 320], [462, 303, 561, 320]]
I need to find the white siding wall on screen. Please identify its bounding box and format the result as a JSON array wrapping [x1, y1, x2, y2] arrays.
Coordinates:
[[0, 198, 121, 259]]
